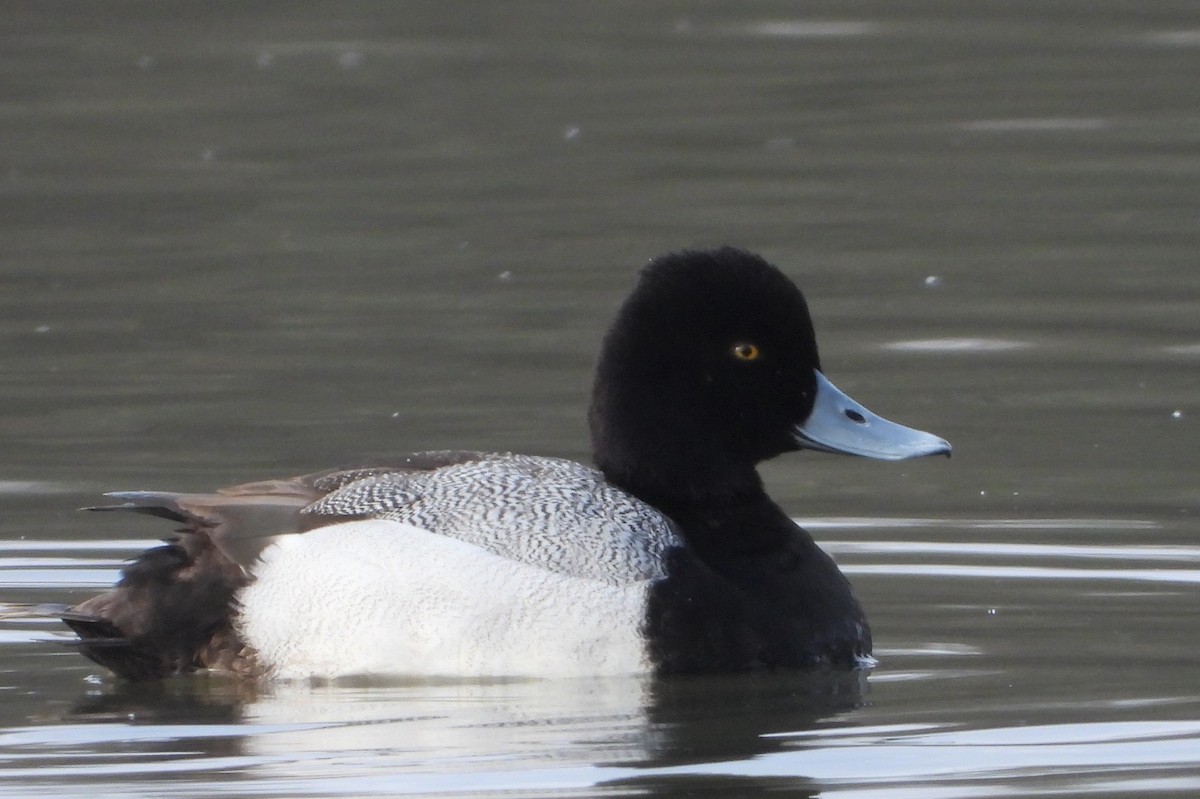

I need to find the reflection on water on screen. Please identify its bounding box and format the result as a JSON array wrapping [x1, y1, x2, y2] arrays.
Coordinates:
[[721, 721, 1200, 796], [1, 664, 1196, 797], [0, 660, 865, 796], [881, 338, 1033, 353]]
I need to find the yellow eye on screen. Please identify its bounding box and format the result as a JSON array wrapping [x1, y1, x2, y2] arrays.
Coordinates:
[[732, 342, 761, 362]]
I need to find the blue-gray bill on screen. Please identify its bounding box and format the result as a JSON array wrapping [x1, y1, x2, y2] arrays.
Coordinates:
[[793, 371, 952, 460]]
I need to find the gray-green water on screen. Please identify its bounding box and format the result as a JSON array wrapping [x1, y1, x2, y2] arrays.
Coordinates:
[[2, 2, 1198, 796]]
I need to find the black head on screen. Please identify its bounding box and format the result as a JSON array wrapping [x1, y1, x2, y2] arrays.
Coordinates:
[[589, 248, 822, 499]]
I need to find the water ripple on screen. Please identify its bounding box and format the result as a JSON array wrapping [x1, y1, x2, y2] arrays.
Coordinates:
[[880, 338, 1032, 353]]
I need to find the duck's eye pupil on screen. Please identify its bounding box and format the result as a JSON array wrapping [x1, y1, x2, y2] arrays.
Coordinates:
[[732, 343, 761, 361]]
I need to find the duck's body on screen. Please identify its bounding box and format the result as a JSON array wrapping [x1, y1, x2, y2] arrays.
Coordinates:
[[61, 248, 949, 681], [237, 453, 678, 678]]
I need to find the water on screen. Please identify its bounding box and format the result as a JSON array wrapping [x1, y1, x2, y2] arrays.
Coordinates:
[[2, 1, 1199, 796]]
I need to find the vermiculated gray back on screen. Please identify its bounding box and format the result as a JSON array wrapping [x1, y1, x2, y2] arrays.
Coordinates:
[[303, 454, 681, 584]]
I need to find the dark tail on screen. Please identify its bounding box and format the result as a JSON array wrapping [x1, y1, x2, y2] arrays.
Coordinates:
[[65, 531, 254, 681]]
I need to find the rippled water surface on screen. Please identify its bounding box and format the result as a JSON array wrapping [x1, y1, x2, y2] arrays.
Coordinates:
[[2, 2, 1199, 797]]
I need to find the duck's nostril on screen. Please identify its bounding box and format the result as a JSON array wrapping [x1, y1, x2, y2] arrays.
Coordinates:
[[844, 409, 866, 424]]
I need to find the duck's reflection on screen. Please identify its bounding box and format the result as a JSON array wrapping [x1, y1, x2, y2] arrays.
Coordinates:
[[64, 667, 867, 796]]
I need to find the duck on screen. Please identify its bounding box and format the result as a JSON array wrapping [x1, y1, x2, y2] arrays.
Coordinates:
[[60, 247, 950, 681]]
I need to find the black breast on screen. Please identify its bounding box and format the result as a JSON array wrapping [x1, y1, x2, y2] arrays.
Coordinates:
[[642, 500, 871, 674]]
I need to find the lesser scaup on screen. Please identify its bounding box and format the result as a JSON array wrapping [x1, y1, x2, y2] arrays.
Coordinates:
[[61, 247, 949, 680]]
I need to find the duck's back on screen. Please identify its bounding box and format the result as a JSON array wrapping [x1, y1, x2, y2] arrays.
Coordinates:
[[303, 453, 681, 584]]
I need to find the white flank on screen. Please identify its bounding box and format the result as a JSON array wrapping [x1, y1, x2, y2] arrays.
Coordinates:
[[237, 519, 653, 679]]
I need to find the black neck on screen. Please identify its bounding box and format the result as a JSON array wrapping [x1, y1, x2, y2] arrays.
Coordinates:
[[601, 463, 801, 557]]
